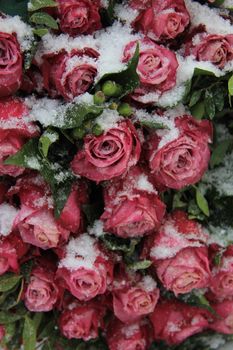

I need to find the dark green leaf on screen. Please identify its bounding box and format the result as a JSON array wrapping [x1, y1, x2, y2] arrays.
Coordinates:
[[24, 39, 38, 71], [213, 84, 226, 112], [196, 189, 210, 217], [39, 129, 59, 158], [213, 0, 225, 5], [0, 274, 22, 293], [140, 120, 168, 130], [21, 260, 34, 283], [191, 101, 205, 120], [0, 0, 28, 20], [210, 139, 232, 168], [101, 235, 140, 254], [0, 312, 23, 324], [128, 260, 152, 271], [33, 313, 43, 331], [82, 203, 103, 225], [228, 74, 233, 96], [179, 293, 216, 315], [28, 0, 57, 11], [194, 67, 215, 76], [189, 90, 202, 107], [100, 0, 116, 26], [30, 12, 58, 29], [23, 316, 37, 350], [33, 27, 49, 37], [51, 175, 73, 218], [205, 90, 216, 119], [188, 199, 205, 221], [60, 104, 103, 129], [172, 192, 187, 210]]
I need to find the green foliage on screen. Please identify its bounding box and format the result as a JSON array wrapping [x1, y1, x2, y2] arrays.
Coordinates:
[[23, 316, 37, 350], [0, 0, 28, 19], [195, 188, 210, 217], [28, 0, 57, 12], [210, 139, 232, 168], [30, 11, 58, 29], [0, 274, 22, 293], [127, 260, 152, 271], [140, 120, 168, 130]]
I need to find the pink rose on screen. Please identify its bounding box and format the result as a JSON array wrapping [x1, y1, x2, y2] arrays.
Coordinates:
[[209, 300, 233, 334], [133, 0, 190, 42], [123, 38, 178, 102], [148, 115, 212, 189], [113, 274, 159, 323], [150, 299, 209, 345], [41, 48, 98, 101], [130, 0, 151, 10], [0, 32, 22, 96], [56, 234, 113, 301], [71, 120, 141, 182], [57, 0, 102, 36], [106, 318, 153, 350], [0, 325, 5, 342], [0, 98, 39, 177], [59, 301, 106, 340], [148, 211, 210, 295], [24, 267, 59, 312], [101, 166, 165, 238], [185, 33, 233, 68]]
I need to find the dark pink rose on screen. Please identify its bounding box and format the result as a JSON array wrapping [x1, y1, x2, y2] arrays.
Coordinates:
[[57, 0, 102, 36], [148, 115, 212, 189], [24, 267, 59, 312], [113, 274, 159, 323], [150, 299, 209, 345], [210, 300, 233, 334], [101, 166, 165, 238], [130, 0, 151, 10], [133, 0, 190, 42], [56, 234, 114, 301], [107, 318, 153, 350], [71, 120, 141, 182], [0, 325, 5, 342], [59, 301, 106, 340], [185, 33, 233, 68], [148, 211, 210, 295], [0, 32, 22, 96], [0, 98, 39, 177], [123, 38, 178, 102], [41, 48, 98, 101]]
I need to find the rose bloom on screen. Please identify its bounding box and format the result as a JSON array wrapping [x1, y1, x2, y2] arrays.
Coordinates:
[[0, 237, 21, 275], [148, 115, 212, 190], [0, 97, 39, 177], [148, 211, 211, 295], [133, 0, 190, 42], [41, 48, 98, 101], [185, 33, 233, 69], [101, 166, 165, 238], [106, 318, 153, 350], [150, 299, 209, 345], [130, 0, 151, 10], [123, 38, 178, 102], [56, 234, 114, 301], [57, 0, 102, 36], [24, 267, 59, 312], [71, 120, 141, 182], [209, 300, 233, 334], [59, 302, 106, 340], [0, 325, 5, 342], [0, 32, 22, 96], [113, 274, 160, 323], [210, 245, 233, 300]]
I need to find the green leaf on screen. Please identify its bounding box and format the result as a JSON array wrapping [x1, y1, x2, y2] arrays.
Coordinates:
[[194, 67, 215, 76], [39, 129, 59, 158], [205, 90, 216, 119], [0, 274, 22, 293], [228, 75, 233, 96], [95, 43, 140, 98], [196, 189, 210, 217], [179, 292, 216, 315], [100, 0, 116, 26], [101, 235, 140, 254], [140, 120, 168, 130], [128, 260, 152, 271], [60, 104, 103, 129], [210, 139, 232, 168], [189, 90, 202, 107], [23, 316, 37, 350], [191, 101, 205, 120], [33, 27, 49, 37], [172, 192, 187, 210], [24, 39, 38, 71], [0, 312, 23, 324], [28, 0, 57, 11], [0, 0, 28, 20], [30, 12, 58, 29], [213, 84, 226, 112]]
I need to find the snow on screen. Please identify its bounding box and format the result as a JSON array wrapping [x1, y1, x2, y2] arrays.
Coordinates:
[[221, 0, 233, 8], [121, 323, 140, 338], [89, 220, 105, 237], [0, 204, 18, 236], [115, 3, 139, 24], [136, 174, 156, 193], [140, 276, 157, 292], [207, 224, 233, 247], [95, 109, 123, 131]]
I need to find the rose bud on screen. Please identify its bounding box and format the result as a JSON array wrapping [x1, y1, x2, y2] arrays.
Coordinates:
[[133, 0, 190, 42], [0, 32, 23, 96], [106, 318, 153, 350], [185, 33, 233, 69], [122, 38, 178, 103], [41, 48, 98, 101], [59, 301, 106, 340], [24, 267, 60, 312], [210, 245, 233, 300], [0, 97, 39, 177], [56, 234, 113, 301], [209, 300, 233, 334], [147, 114, 212, 190], [100, 166, 165, 238], [113, 273, 160, 323], [148, 211, 211, 295], [71, 118, 141, 182], [57, 0, 102, 37], [150, 299, 210, 345]]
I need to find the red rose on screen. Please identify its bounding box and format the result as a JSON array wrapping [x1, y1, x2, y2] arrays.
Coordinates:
[[150, 299, 209, 345], [0, 98, 39, 177], [57, 0, 102, 36], [113, 274, 159, 323], [41, 48, 98, 101], [133, 0, 190, 42], [106, 318, 152, 350], [71, 120, 141, 182], [59, 301, 106, 340], [148, 115, 212, 189], [123, 38, 178, 102], [0, 325, 5, 342], [148, 211, 210, 295], [0, 32, 22, 96], [101, 166, 165, 238], [24, 267, 59, 312], [57, 234, 113, 301], [209, 300, 233, 334], [185, 33, 233, 68]]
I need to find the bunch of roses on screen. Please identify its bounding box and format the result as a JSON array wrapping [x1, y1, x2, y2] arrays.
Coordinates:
[[0, 0, 233, 349]]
